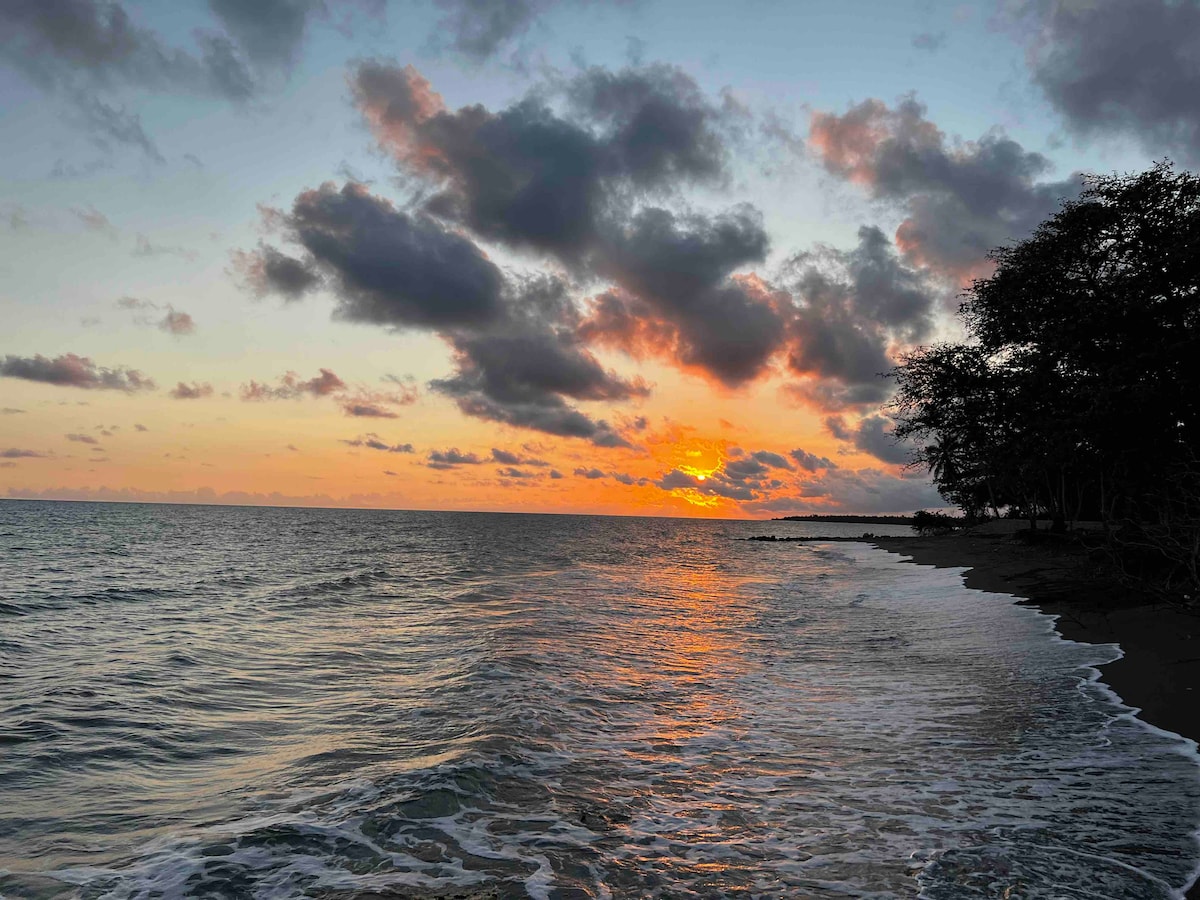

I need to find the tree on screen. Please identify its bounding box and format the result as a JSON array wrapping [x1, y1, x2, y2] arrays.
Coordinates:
[[893, 162, 1200, 591]]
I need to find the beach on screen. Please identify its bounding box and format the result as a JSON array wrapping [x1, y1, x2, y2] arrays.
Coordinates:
[[871, 531, 1200, 899], [869, 532, 1200, 747]]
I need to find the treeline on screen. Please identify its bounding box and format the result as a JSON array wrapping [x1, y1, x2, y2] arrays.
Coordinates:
[[892, 163, 1200, 594], [774, 515, 915, 525]]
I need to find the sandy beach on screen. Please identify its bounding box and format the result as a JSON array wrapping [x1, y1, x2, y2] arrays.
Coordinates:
[[867, 532, 1200, 898]]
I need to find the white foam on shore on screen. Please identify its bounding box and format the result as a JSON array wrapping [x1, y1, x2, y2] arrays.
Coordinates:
[[876, 543, 1200, 900]]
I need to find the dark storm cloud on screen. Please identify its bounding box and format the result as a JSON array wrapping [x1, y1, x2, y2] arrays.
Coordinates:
[[1008, 0, 1200, 164], [789, 447, 838, 472], [240, 367, 346, 400], [809, 97, 1078, 279], [169, 381, 214, 400], [341, 433, 414, 453], [352, 61, 733, 262], [252, 182, 505, 328], [782, 226, 934, 409], [583, 205, 785, 386], [825, 413, 913, 465], [0, 352, 154, 391], [236, 244, 323, 299], [430, 277, 647, 447]]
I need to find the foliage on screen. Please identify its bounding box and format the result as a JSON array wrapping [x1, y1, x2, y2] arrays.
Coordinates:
[[892, 162, 1200, 598], [911, 510, 960, 535]]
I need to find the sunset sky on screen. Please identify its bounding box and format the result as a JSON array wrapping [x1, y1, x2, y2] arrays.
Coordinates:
[[2, 0, 1193, 517]]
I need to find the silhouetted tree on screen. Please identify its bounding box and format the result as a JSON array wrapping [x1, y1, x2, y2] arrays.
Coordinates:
[[893, 162, 1200, 592]]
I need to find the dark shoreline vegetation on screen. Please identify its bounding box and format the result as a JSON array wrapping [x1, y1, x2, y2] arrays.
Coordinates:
[[891, 163, 1200, 606]]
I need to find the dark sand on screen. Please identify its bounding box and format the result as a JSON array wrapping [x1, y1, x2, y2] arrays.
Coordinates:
[[868, 532, 1200, 898], [868, 534, 1200, 745]]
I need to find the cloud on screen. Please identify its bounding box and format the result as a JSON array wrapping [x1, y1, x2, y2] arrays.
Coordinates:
[[743, 467, 943, 515], [430, 276, 647, 447], [825, 413, 913, 465], [2, 408, 25, 414], [351, 61, 733, 262], [246, 182, 505, 327], [158, 308, 195, 334], [496, 466, 537, 479], [71, 92, 164, 161], [169, 381, 214, 400], [789, 447, 838, 471], [582, 206, 786, 386], [809, 96, 1078, 280], [240, 367, 346, 400], [490, 447, 550, 466], [782, 225, 935, 410], [574, 467, 606, 479], [341, 433, 414, 453], [66, 432, 100, 444], [235, 243, 323, 299], [427, 448, 483, 469], [0, 352, 154, 391], [206, 0, 323, 69], [429, 0, 557, 61], [1007, 0, 1200, 164], [134, 423, 148, 431], [72, 204, 117, 236], [338, 401, 396, 418], [549, 469, 564, 479], [117, 297, 197, 334], [1, 448, 48, 458], [750, 450, 793, 470]]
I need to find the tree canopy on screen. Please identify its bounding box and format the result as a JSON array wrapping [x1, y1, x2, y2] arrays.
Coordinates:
[[892, 162, 1200, 592]]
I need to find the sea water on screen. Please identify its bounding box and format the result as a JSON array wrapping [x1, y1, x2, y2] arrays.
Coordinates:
[[0, 501, 1197, 898]]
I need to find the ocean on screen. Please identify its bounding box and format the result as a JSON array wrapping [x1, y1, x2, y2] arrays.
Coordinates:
[[1, 500, 1198, 899]]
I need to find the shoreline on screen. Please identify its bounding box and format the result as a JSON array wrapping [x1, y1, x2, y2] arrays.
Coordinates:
[[862, 533, 1200, 899], [862, 534, 1200, 748]]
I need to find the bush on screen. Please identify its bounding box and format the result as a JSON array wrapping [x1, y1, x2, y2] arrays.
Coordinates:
[[912, 510, 959, 535]]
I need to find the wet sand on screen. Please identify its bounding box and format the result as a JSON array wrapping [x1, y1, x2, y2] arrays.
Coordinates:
[[867, 534, 1200, 746], [868, 532, 1200, 899]]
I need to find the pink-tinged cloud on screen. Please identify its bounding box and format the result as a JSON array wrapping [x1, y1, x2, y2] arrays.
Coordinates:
[[809, 97, 1079, 283], [352, 62, 446, 173], [241, 368, 347, 400], [0, 353, 155, 392]]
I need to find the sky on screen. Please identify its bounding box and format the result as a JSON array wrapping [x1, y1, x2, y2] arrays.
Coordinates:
[[1, 0, 1195, 518]]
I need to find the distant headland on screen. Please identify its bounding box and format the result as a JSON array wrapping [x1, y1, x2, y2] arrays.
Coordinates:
[[772, 514, 915, 525]]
